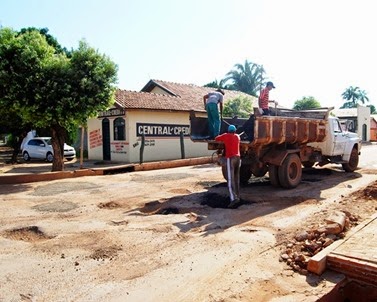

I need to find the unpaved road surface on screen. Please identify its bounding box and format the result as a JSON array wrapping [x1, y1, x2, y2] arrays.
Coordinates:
[[0, 145, 377, 302]]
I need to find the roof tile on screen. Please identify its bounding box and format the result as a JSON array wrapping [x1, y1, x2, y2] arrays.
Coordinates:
[[115, 80, 255, 112]]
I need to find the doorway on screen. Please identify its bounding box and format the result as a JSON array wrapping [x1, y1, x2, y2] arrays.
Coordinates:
[[102, 118, 111, 161]]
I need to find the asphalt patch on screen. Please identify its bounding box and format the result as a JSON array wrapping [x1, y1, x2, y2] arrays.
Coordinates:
[[33, 201, 78, 212]]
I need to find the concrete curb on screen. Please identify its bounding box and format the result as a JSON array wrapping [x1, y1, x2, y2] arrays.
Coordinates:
[[0, 157, 214, 184]]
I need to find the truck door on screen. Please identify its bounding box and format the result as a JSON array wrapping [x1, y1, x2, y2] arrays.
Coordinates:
[[332, 119, 347, 155]]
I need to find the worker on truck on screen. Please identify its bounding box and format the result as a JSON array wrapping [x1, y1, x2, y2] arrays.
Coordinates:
[[215, 124, 241, 208], [258, 81, 276, 116], [203, 88, 224, 139]]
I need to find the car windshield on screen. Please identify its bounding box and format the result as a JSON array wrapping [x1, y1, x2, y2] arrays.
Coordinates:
[[44, 138, 52, 145]]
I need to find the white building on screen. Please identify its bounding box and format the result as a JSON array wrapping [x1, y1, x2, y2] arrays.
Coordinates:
[[332, 105, 370, 141], [87, 80, 255, 163]]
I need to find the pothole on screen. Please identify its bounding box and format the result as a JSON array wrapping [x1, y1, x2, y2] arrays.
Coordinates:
[[98, 201, 122, 209], [318, 279, 377, 301], [3, 226, 53, 242], [200, 192, 252, 209], [88, 245, 122, 261]]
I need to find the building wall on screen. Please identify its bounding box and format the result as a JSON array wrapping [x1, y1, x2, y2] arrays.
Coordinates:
[[87, 109, 213, 163], [334, 105, 371, 142], [150, 86, 168, 95], [357, 105, 370, 141], [370, 118, 377, 142]]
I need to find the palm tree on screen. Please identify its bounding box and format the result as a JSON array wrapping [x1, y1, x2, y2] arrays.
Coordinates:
[[341, 86, 370, 108], [203, 79, 228, 89], [222, 60, 265, 97]]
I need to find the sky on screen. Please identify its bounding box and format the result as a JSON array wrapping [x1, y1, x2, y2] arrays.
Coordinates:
[[1, 0, 377, 109]]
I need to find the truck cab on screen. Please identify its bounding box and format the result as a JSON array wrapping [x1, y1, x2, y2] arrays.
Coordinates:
[[308, 116, 361, 171]]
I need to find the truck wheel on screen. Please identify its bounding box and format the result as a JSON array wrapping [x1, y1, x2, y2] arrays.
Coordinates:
[[268, 165, 280, 187], [302, 161, 315, 168], [278, 154, 302, 189], [240, 164, 252, 185], [221, 163, 251, 185], [342, 147, 359, 172], [221, 165, 228, 181], [251, 163, 268, 177]]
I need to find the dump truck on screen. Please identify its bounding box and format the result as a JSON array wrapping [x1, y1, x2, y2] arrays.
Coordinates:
[[189, 107, 362, 189]]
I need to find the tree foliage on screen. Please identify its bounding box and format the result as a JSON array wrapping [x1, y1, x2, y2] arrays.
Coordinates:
[[341, 86, 369, 108], [0, 27, 118, 171], [222, 60, 266, 97], [223, 96, 253, 118], [367, 105, 376, 114], [204, 79, 229, 89], [292, 96, 321, 110]]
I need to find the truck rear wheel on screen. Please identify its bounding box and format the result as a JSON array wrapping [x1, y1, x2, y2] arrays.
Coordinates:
[[342, 147, 359, 172], [268, 165, 280, 187], [278, 154, 302, 189], [221, 165, 227, 181], [221, 163, 251, 185], [240, 164, 252, 185], [251, 163, 268, 177]]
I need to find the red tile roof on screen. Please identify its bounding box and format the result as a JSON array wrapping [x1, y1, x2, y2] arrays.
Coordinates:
[[115, 80, 255, 112]]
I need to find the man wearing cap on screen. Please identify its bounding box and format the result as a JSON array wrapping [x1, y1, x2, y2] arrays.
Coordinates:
[[258, 81, 276, 116], [215, 124, 241, 208], [203, 88, 224, 139]]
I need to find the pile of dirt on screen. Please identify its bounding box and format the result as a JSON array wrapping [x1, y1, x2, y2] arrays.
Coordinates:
[[3, 226, 53, 242], [279, 181, 377, 274]]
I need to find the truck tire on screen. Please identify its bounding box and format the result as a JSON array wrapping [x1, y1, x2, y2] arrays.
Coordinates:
[[342, 147, 359, 172], [240, 164, 252, 185], [221, 163, 251, 185], [251, 163, 268, 177], [221, 165, 228, 181], [268, 165, 280, 187], [278, 154, 302, 189]]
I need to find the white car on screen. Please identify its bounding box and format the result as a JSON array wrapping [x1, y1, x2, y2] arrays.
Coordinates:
[[22, 137, 76, 162]]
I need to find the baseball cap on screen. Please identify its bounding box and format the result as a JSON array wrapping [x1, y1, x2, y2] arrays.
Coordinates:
[[228, 125, 236, 132], [266, 81, 275, 88]]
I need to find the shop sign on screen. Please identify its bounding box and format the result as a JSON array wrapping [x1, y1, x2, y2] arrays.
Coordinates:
[[136, 123, 190, 137]]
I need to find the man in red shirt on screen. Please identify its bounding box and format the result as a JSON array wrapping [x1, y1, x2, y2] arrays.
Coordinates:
[[215, 124, 241, 208], [258, 81, 275, 116]]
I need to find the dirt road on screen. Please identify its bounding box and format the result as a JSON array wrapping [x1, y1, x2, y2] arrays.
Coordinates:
[[1, 145, 377, 301]]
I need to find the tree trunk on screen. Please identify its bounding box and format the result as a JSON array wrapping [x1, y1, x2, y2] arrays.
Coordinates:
[[50, 125, 66, 172], [10, 133, 26, 164]]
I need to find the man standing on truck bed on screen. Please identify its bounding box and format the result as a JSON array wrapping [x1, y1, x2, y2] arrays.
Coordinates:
[[203, 88, 224, 139], [258, 81, 275, 115], [215, 124, 241, 208]]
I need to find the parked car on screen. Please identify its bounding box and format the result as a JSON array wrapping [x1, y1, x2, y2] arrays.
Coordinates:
[[22, 137, 76, 162]]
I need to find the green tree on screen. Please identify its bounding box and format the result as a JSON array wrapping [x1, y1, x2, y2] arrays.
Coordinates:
[[0, 27, 118, 171], [0, 103, 31, 163], [292, 96, 321, 110], [203, 79, 229, 89], [222, 60, 265, 97], [367, 104, 376, 114], [341, 86, 369, 108], [223, 96, 253, 118]]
